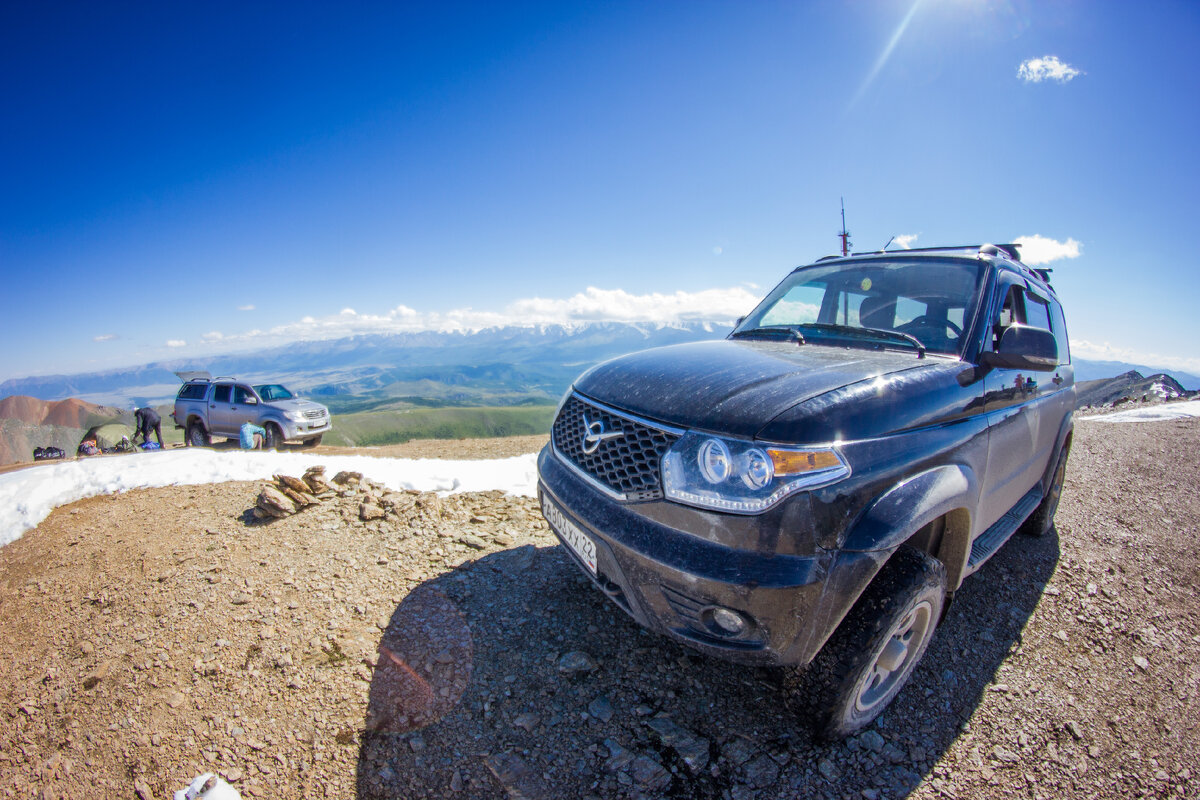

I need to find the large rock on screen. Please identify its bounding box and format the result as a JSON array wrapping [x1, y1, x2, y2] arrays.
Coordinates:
[[257, 486, 298, 518]]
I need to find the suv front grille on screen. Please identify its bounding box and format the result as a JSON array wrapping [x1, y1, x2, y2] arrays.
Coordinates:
[[552, 395, 679, 501]]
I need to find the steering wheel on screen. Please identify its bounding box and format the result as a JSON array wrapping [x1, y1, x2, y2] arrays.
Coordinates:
[[900, 315, 962, 337]]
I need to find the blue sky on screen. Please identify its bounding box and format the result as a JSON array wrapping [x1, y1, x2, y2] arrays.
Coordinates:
[[2, 1, 1198, 382]]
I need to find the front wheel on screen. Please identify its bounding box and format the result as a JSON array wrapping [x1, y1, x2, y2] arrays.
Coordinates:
[[187, 422, 211, 447], [808, 546, 946, 741], [264, 423, 284, 450]]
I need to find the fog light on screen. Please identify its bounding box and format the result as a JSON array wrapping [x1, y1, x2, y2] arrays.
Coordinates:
[[705, 606, 748, 637]]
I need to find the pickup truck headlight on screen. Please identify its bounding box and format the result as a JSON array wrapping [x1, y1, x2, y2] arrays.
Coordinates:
[[285, 409, 308, 421], [662, 432, 849, 514]]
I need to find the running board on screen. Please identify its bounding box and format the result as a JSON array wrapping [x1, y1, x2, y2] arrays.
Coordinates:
[[968, 487, 1043, 567]]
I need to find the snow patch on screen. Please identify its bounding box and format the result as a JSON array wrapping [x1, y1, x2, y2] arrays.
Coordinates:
[[0, 449, 538, 547], [1082, 399, 1200, 424]]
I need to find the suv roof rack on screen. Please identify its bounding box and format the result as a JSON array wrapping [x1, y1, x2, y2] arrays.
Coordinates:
[[850, 243, 1024, 261]]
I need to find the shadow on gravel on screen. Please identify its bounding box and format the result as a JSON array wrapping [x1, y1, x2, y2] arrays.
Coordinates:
[[355, 530, 1060, 799]]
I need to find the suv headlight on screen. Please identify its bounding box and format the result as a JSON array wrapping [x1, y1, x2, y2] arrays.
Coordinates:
[[285, 409, 308, 421], [662, 432, 849, 514]]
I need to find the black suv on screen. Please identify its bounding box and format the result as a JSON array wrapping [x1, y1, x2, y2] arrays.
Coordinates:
[[537, 244, 1074, 738]]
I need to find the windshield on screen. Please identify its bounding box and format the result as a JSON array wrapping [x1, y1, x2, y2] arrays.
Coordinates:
[[732, 258, 986, 356], [253, 384, 295, 401]]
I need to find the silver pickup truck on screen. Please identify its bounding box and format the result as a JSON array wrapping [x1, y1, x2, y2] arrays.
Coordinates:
[[171, 373, 332, 448]]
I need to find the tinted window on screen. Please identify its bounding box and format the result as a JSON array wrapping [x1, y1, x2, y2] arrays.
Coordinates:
[[1050, 301, 1071, 365], [177, 383, 207, 400], [232, 385, 255, 404], [212, 384, 232, 404], [1025, 294, 1052, 331]]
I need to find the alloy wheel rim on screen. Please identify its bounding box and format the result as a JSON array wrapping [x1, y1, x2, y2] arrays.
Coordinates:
[[855, 599, 934, 713]]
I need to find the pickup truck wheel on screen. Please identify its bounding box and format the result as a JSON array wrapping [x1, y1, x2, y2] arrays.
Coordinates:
[[187, 422, 210, 448], [264, 423, 284, 450], [1020, 441, 1070, 537], [809, 546, 946, 741], [302, 435, 322, 448]]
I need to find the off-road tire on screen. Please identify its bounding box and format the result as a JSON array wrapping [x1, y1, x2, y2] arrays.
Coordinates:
[[264, 423, 284, 450], [1020, 440, 1070, 537], [807, 546, 946, 741], [187, 422, 210, 448], [302, 435, 322, 448]]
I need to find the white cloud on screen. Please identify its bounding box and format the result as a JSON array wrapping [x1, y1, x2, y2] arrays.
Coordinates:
[[1017, 56, 1083, 84], [93, 334, 116, 342], [1071, 339, 1200, 376], [181, 286, 763, 354], [1013, 234, 1082, 265], [238, 304, 255, 312], [165, 339, 187, 348], [202, 331, 224, 342], [893, 234, 919, 250]]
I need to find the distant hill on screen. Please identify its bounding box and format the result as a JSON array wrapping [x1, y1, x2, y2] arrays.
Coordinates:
[[0, 322, 730, 406], [1075, 371, 1194, 410]]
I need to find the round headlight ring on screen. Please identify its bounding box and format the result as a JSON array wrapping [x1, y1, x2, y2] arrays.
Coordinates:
[[697, 438, 732, 484], [741, 448, 774, 489]]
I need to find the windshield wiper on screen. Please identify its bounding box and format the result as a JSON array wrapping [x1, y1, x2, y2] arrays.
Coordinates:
[[795, 323, 926, 358], [729, 326, 806, 344]]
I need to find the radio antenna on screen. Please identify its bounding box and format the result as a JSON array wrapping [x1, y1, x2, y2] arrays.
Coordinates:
[[838, 198, 852, 256]]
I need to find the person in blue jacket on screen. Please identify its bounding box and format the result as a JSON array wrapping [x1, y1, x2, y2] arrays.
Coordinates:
[[240, 422, 266, 450]]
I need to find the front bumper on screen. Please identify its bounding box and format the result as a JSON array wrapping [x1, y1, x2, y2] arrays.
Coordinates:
[[537, 445, 830, 666], [281, 418, 332, 440]]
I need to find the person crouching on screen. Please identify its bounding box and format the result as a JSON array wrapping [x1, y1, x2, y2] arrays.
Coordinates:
[[240, 422, 267, 450]]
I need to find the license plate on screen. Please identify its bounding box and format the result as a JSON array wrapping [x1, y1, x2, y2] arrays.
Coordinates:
[[541, 494, 597, 575]]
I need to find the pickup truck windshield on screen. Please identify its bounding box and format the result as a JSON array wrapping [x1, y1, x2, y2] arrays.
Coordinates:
[[253, 384, 295, 401], [733, 258, 985, 356]]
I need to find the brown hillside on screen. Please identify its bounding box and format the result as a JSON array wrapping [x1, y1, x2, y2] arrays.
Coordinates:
[[0, 395, 125, 428], [0, 395, 47, 425]]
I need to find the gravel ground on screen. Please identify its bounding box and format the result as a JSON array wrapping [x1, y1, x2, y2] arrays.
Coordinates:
[[0, 420, 1196, 799]]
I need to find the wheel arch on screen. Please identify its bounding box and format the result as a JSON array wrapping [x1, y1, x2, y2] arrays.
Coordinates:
[[796, 465, 976, 664]]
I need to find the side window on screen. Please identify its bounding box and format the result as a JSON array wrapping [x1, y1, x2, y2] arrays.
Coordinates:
[[992, 284, 1023, 349], [1050, 301, 1071, 365], [212, 384, 232, 404], [233, 385, 254, 404], [177, 383, 207, 400], [1024, 294, 1052, 331]]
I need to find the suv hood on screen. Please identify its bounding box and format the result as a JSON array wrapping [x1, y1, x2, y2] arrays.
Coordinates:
[[266, 398, 326, 414], [573, 340, 933, 439]]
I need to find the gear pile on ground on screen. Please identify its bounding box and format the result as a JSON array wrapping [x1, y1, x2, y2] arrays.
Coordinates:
[[0, 422, 1197, 799]]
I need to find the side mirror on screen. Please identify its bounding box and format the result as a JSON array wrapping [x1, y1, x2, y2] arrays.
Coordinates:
[[980, 325, 1058, 372], [735, 316, 745, 327], [244, 396, 258, 405]]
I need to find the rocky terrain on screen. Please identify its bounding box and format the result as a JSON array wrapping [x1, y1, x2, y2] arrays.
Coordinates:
[[1, 420, 1197, 799]]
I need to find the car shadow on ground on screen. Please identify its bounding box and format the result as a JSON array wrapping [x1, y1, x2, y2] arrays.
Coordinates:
[[354, 528, 1060, 799]]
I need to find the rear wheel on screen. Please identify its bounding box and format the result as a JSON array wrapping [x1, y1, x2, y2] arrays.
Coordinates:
[[264, 423, 284, 450], [808, 546, 946, 741], [187, 422, 210, 447], [1021, 440, 1071, 537]]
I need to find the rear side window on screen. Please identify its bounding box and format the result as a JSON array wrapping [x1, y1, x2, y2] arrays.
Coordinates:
[[177, 383, 207, 400], [1050, 301, 1071, 365], [212, 384, 232, 404]]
